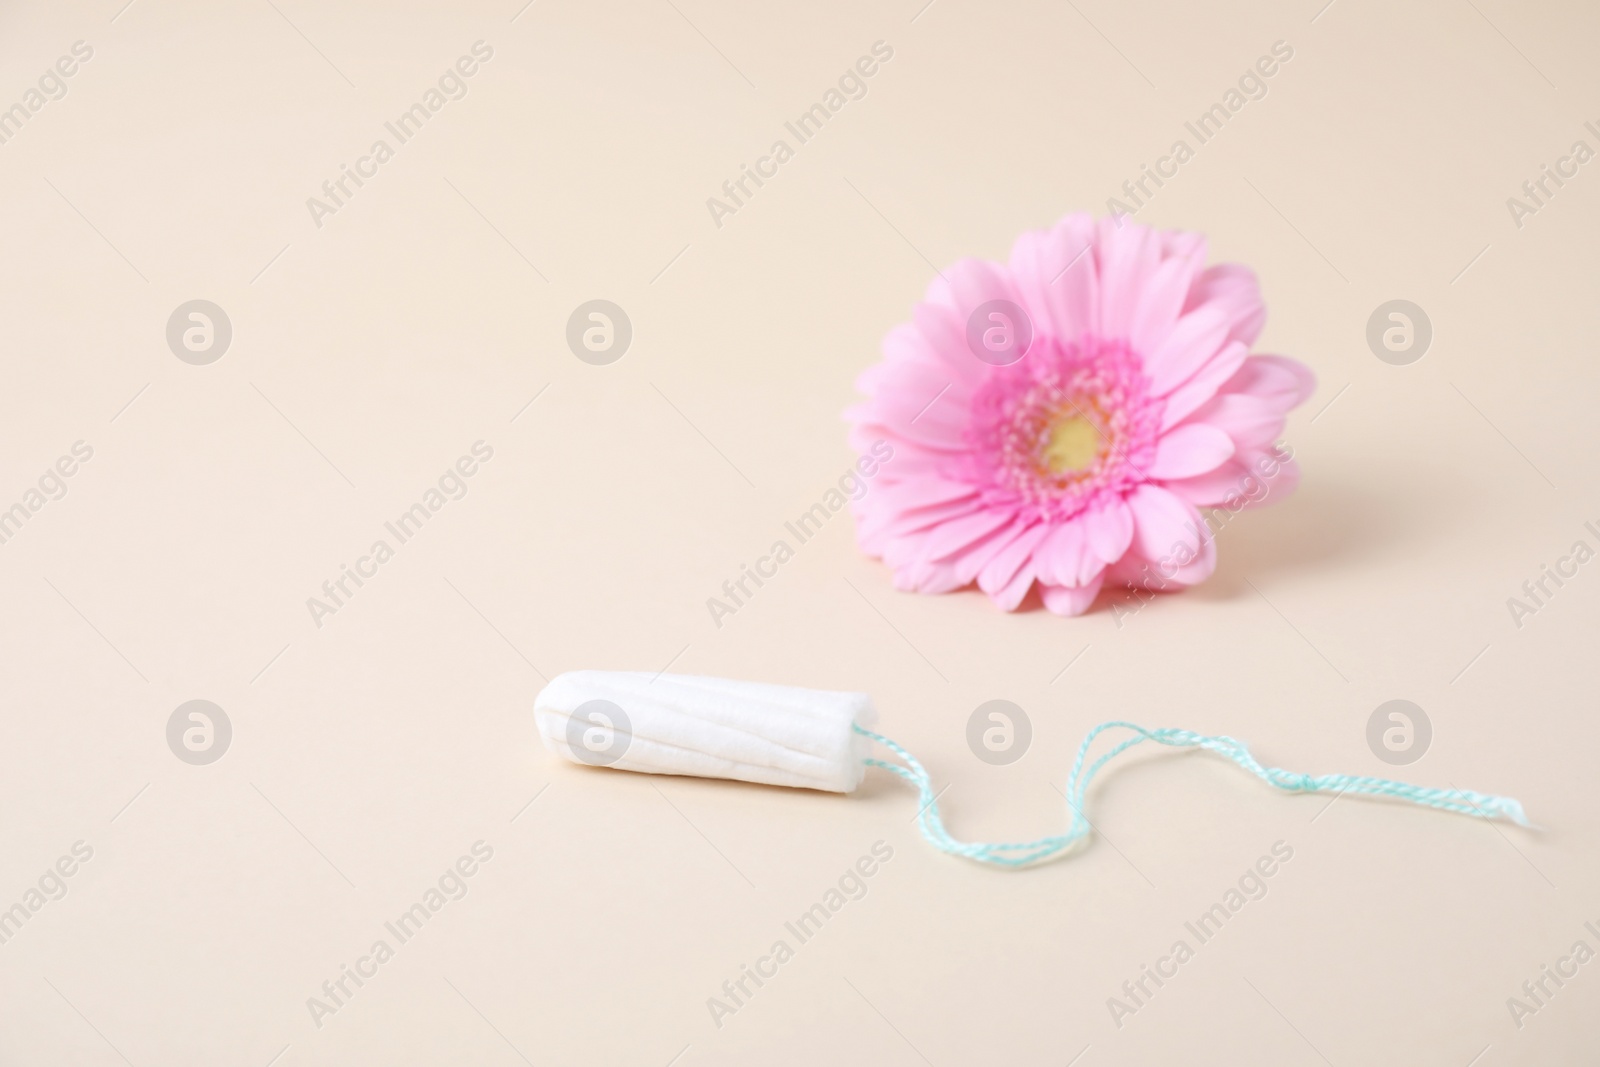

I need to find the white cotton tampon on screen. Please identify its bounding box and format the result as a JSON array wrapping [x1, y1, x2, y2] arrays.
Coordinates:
[[535, 670, 1531, 870], [533, 670, 878, 792]]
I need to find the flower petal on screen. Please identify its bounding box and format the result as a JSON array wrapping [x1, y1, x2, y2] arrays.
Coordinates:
[[1164, 449, 1299, 509], [1165, 529, 1217, 586], [1127, 483, 1206, 562], [1040, 573, 1105, 616], [1159, 341, 1250, 430], [867, 498, 984, 556], [1148, 423, 1235, 480], [990, 559, 1036, 612], [1159, 460, 1254, 508], [1129, 254, 1200, 357], [1183, 264, 1265, 349], [977, 523, 1050, 597], [1097, 219, 1159, 340], [1035, 520, 1090, 587], [1144, 303, 1232, 396], [1009, 214, 1100, 347], [920, 509, 1016, 565], [1161, 229, 1208, 267], [951, 517, 1032, 586], [927, 256, 1020, 316], [1184, 393, 1286, 451], [851, 344, 970, 446], [910, 256, 1032, 388], [893, 557, 966, 594], [1106, 521, 1217, 592], [874, 478, 978, 513], [1084, 496, 1135, 566], [1220, 354, 1317, 410]]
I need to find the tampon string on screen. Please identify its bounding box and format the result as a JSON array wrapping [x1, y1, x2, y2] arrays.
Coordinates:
[[857, 721, 1529, 868]]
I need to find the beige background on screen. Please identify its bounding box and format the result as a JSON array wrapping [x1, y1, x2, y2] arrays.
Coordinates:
[[1, 0, 1596, 1063]]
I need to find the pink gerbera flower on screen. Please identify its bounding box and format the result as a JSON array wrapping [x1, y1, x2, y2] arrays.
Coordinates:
[[846, 214, 1315, 616]]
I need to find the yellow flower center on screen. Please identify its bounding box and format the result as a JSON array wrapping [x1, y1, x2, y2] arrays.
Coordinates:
[[1041, 414, 1100, 474]]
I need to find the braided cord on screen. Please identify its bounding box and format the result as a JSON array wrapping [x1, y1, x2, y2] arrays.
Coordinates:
[[856, 721, 1529, 868]]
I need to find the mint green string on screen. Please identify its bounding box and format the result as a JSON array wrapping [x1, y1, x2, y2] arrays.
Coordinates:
[[855, 721, 1529, 868]]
